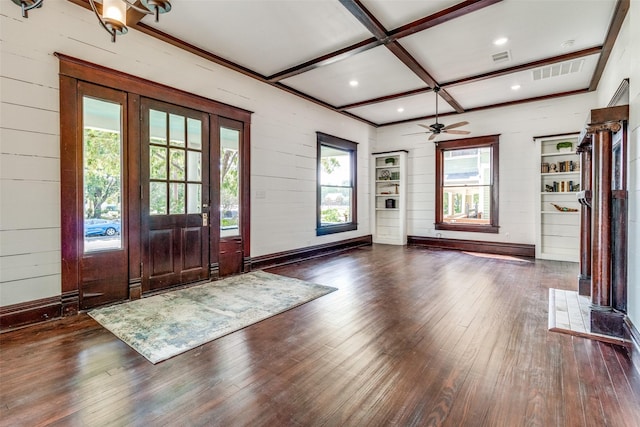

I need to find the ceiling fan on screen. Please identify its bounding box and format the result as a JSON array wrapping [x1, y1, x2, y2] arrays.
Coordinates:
[[412, 86, 470, 141]]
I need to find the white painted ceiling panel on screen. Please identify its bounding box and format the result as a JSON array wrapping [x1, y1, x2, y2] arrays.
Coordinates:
[[399, 0, 616, 83], [447, 53, 599, 109], [280, 45, 428, 106], [346, 91, 456, 125], [360, 0, 462, 30], [142, 0, 372, 76]]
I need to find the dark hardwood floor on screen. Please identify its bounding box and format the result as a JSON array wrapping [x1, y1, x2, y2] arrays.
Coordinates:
[[1, 245, 639, 426]]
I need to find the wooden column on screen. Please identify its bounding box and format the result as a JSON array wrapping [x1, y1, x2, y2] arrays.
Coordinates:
[[577, 139, 592, 296], [588, 121, 623, 336]]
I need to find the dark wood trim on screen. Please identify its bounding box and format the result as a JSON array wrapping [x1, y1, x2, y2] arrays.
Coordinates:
[[55, 53, 253, 123], [339, 0, 388, 40], [251, 235, 372, 270], [389, 0, 502, 39], [624, 316, 640, 376], [59, 75, 80, 297], [129, 279, 142, 300], [268, 38, 380, 82], [0, 296, 62, 331], [442, 46, 602, 88], [384, 42, 437, 90], [372, 150, 409, 155], [532, 131, 580, 140], [589, 0, 630, 91], [61, 290, 79, 317], [408, 236, 534, 257]]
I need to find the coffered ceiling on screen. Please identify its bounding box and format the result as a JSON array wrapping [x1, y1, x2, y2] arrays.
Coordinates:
[[74, 0, 628, 127]]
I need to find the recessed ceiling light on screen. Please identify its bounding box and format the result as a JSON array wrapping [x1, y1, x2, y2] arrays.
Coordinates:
[[493, 37, 508, 46], [397, 107, 404, 113], [511, 84, 521, 90], [349, 80, 359, 87]]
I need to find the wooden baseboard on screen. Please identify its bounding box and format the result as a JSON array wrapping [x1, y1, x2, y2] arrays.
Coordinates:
[[407, 236, 535, 257], [624, 316, 640, 376], [0, 296, 61, 332], [251, 235, 373, 270]]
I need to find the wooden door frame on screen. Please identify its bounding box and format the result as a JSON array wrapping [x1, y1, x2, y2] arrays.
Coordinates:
[[216, 117, 251, 277], [58, 54, 252, 315]]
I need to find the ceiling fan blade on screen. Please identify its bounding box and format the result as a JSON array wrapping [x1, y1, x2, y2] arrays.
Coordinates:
[[418, 124, 432, 130], [428, 133, 438, 141], [444, 129, 471, 135], [442, 121, 469, 130], [403, 131, 430, 136]]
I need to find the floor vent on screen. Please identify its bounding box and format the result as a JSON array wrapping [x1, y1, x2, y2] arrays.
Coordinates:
[[492, 50, 510, 63], [533, 59, 584, 80]]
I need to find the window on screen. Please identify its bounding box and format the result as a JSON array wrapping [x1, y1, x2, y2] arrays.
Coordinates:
[[435, 135, 499, 233], [220, 126, 240, 237], [316, 132, 357, 235], [83, 95, 124, 252]]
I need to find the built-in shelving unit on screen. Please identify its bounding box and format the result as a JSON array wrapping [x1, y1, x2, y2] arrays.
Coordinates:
[[535, 133, 580, 262], [372, 150, 407, 245]]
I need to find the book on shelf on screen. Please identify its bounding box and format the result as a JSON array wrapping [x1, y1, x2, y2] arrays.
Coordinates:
[[545, 181, 580, 192], [543, 160, 579, 173]]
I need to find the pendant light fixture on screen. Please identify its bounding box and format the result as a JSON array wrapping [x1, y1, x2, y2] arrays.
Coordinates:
[[88, 0, 172, 43]]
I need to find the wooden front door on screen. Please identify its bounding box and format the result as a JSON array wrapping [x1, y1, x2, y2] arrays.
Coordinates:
[[141, 99, 210, 291]]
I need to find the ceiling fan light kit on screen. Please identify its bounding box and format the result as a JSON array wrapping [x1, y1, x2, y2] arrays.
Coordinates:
[[414, 86, 471, 141], [87, 0, 172, 43]]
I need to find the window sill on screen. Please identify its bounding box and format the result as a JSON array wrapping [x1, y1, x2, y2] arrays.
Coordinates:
[[435, 223, 499, 234], [316, 223, 357, 236]]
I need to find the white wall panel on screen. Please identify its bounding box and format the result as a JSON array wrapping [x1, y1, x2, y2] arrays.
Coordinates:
[[0, 129, 59, 158], [0, 1, 374, 306]]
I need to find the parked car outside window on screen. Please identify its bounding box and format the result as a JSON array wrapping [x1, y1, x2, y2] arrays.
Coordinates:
[[84, 219, 121, 237]]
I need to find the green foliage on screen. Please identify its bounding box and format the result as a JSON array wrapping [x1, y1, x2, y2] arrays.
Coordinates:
[[453, 193, 462, 214], [84, 129, 121, 219], [321, 157, 340, 175], [321, 208, 342, 224], [220, 149, 239, 213]]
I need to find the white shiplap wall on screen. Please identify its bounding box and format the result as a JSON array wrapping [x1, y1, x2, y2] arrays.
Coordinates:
[[0, 1, 374, 306], [375, 92, 597, 245]]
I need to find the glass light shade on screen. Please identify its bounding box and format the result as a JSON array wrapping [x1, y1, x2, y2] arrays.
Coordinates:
[[102, 0, 126, 26]]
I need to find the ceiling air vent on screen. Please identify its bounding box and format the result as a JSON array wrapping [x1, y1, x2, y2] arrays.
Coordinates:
[[532, 59, 584, 80], [492, 51, 510, 63]]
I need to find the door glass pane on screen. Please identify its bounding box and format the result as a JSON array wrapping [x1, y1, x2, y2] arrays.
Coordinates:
[[150, 146, 167, 179], [187, 183, 201, 214], [150, 182, 167, 215], [170, 182, 185, 214], [220, 127, 240, 237], [83, 96, 123, 252], [187, 150, 201, 181], [187, 118, 202, 149], [149, 109, 167, 145], [169, 114, 185, 147], [169, 148, 185, 180]]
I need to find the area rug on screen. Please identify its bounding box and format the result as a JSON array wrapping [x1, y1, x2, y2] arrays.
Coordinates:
[[88, 271, 337, 364]]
